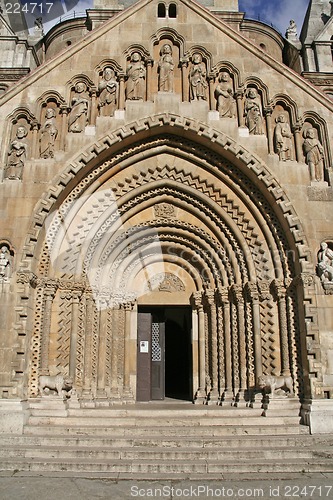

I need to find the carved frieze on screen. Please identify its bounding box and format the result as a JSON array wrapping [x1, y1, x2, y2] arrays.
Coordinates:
[[146, 272, 185, 292], [153, 202, 176, 219]]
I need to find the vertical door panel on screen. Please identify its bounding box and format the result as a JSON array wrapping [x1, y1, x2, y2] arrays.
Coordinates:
[[151, 321, 165, 400], [136, 312, 151, 401]]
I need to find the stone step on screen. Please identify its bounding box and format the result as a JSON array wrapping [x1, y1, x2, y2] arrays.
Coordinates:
[[0, 444, 316, 461], [0, 456, 332, 475]]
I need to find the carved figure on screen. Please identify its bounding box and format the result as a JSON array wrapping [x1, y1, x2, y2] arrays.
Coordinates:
[[39, 374, 73, 398], [98, 67, 118, 116], [0, 246, 11, 281], [303, 127, 325, 182], [274, 114, 293, 161], [285, 19, 297, 39], [215, 71, 236, 118], [126, 52, 146, 100], [68, 82, 89, 133], [258, 375, 294, 398], [189, 53, 208, 101], [317, 242, 333, 283], [39, 108, 58, 158], [158, 43, 174, 92], [5, 126, 28, 180], [244, 88, 263, 135]]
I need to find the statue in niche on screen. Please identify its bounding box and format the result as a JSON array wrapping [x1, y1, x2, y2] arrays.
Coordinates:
[[215, 71, 236, 118], [274, 114, 293, 161], [39, 108, 58, 158], [189, 53, 208, 101], [244, 88, 263, 135], [303, 127, 325, 182], [0, 245, 11, 281], [98, 67, 118, 116], [5, 125, 28, 180], [317, 242, 333, 283], [158, 43, 174, 92], [126, 52, 146, 100], [68, 82, 90, 133]]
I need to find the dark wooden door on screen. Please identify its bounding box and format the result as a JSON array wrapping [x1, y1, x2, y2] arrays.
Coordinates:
[[136, 312, 152, 401], [151, 320, 165, 400]]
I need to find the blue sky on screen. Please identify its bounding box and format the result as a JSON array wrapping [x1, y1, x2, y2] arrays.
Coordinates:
[[42, 0, 310, 36]]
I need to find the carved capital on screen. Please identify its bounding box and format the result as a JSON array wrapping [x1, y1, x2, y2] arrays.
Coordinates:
[[217, 286, 229, 305], [16, 271, 37, 287], [231, 284, 244, 304], [258, 280, 272, 300], [272, 279, 286, 299], [192, 291, 203, 310], [205, 288, 216, 306], [245, 281, 259, 302]]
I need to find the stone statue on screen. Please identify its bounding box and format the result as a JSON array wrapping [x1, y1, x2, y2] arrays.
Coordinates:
[[68, 82, 90, 133], [317, 242, 333, 283], [189, 53, 208, 101], [39, 108, 58, 158], [258, 375, 294, 399], [5, 125, 28, 180], [285, 19, 297, 39], [126, 52, 146, 100], [214, 71, 236, 118], [303, 127, 325, 182], [98, 67, 118, 116], [244, 88, 263, 135], [158, 43, 174, 92], [39, 374, 73, 398], [0, 246, 11, 281], [274, 114, 293, 161]]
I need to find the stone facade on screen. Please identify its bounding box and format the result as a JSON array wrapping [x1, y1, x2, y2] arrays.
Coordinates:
[[0, 0, 332, 433]]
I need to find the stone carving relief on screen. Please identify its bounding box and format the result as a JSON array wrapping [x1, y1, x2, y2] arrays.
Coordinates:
[[68, 82, 90, 133], [98, 67, 118, 116], [158, 43, 174, 92], [39, 374, 73, 398], [146, 272, 185, 292], [258, 374, 294, 398], [274, 113, 293, 161], [215, 71, 236, 118], [285, 19, 298, 40], [317, 241, 333, 284], [244, 87, 263, 135], [153, 202, 176, 219], [189, 53, 208, 101], [303, 127, 325, 182], [5, 125, 28, 180], [39, 107, 58, 158], [0, 244, 12, 282], [126, 52, 146, 100]]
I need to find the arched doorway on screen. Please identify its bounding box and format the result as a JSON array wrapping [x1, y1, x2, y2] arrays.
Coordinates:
[[14, 115, 319, 407]]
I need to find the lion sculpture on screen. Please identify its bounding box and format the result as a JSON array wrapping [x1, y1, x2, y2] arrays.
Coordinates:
[[39, 374, 73, 398], [258, 374, 294, 399]]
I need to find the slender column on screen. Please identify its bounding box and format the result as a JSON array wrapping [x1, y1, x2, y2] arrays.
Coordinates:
[[293, 121, 304, 163], [96, 295, 108, 398], [69, 289, 82, 380], [273, 279, 291, 377], [264, 106, 274, 154], [110, 302, 120, 398], [90, 88, 98, 126], [245, 282, 263, 381], [31, 120, 39, 159], [40, 280, 57, 375], [208, 72, 216, 111], [146, 58, 153, 102], [180, 57, 189, 102], [205, 289, 219, 403], [193, 291, 206, 402], [60, 105, 69, 150], [235, 89, 244, 127], [82, 291, 94, 396], [123, 301, 134, 398], [218, 287, 232, 400], [118, 73, 126, 110], [232, 285, 247, 396]]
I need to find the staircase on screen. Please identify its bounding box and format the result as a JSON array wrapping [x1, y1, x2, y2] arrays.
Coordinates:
[[0, 398, 332, 479]]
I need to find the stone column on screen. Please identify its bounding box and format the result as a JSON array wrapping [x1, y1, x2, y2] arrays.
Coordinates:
[[123, 301, 134, 399], [96, 295, 109, 399], [69, 289, 82, 380], [232, 285, 247, 398], [146, 58, 153, 102], [264, 106, 274, 154], [110, 301, 120, 399], [245, 282, 263, 382], [218, 287, 233, 401], [118, 73, 126, 110], [193, 291, 206, 403], [60, 105, 69, 150], [180, 58, 189, 102], [82, 291, 94, 397], [293, 121, 304, 163], [40, 280, 57, 375], [90, 88, 98, 126], [235, 89, 244, 127], [31, 120, 39, 159], [273, 279, 291, 377], [205, 288, 219, 403], [208, 72, 216, 111]]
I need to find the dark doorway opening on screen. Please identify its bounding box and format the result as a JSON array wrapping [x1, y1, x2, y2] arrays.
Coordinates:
[[137, 306, 192, 401]]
